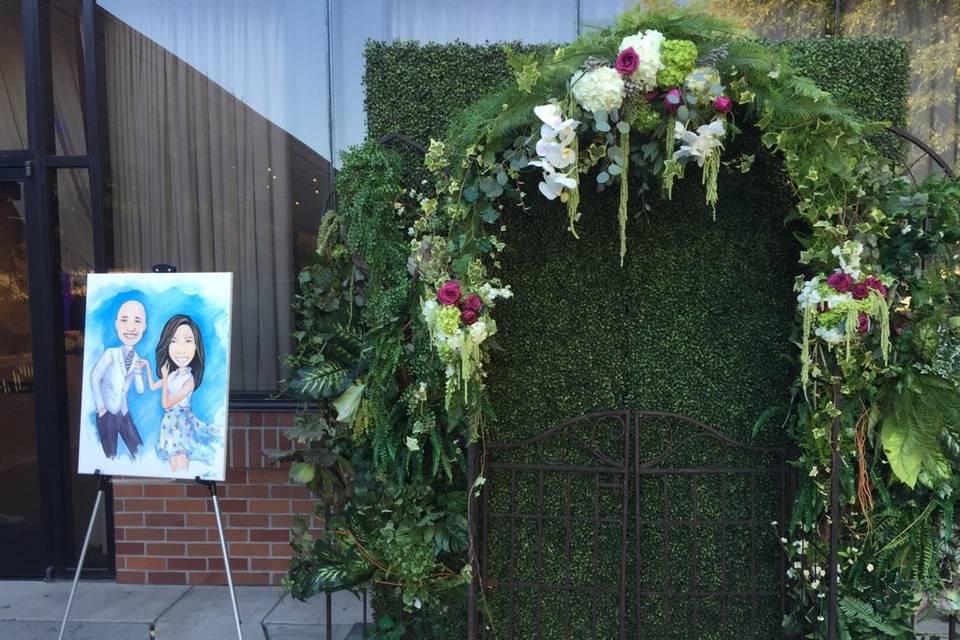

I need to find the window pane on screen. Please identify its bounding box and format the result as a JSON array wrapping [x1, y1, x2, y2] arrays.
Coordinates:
[[50, 0, 88, 156], [53, 167, 109, 569], [0, 0, 28, 150], [97, 0, 332, 392]]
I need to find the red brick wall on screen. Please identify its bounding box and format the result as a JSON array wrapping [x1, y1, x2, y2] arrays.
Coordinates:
[[113, 410, 321, 586]]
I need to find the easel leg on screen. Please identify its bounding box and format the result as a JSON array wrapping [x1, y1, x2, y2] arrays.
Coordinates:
[[58, 471, 108, 640], [198, 477, 243, 640]]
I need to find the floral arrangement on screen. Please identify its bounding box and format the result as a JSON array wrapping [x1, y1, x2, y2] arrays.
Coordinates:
[[528, 27, 736, 257], [421, 278, 511, 408], [797, 241, 892, 384]]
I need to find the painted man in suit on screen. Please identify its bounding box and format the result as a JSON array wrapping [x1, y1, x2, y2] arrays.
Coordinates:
[[89, 299, 147, 458]]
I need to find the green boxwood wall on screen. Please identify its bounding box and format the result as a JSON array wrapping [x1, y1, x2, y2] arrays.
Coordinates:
[[786, 37, 909, 160], [363, 35, 909, 638], [365, 37, 910, 159]]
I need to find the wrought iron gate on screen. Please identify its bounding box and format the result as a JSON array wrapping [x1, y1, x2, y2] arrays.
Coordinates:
[[467, 410, 792, 639]]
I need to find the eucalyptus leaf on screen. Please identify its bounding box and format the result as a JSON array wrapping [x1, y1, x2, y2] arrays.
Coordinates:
[[480, 207, 501, 224], [597, 171, 610, 184], [509, 155, 528, 170], [479, 176, 503, 198], [616, 121, 630, 134]]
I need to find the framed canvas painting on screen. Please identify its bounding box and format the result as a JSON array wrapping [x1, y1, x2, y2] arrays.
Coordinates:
[[77, 272, 233, 481]]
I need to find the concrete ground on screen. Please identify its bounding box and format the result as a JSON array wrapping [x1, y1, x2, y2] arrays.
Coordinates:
[[0, 580, 371, 640]]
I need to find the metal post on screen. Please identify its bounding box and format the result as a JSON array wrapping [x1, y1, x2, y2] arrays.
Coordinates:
[[57, 471, 109, 640], [466, 444, 479, 640], [362, 590, 368, 639], [828, 377, 841, 640], [324, 502, 333, 640], [197, 477, 243, 640]]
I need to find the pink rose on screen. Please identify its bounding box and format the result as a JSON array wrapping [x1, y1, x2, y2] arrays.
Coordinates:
[[663, 88, 683, 113], [856, 313, 870, 334], [615, 47, 640, 76], [713, 95, 733, 113], [851, 283, 870, 300], [437, 280, 462, 306], [460, 309, 478, 325], [827, 271, 853, 293], [864, 275, 887, 298], [461, 293, 483, 313]]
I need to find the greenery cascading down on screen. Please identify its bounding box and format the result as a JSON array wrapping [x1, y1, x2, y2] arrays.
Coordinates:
[[281, 7, 960, 639]]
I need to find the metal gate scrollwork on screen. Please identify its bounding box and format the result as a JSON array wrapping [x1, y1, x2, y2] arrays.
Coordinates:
[[468, 410, 792, 640]]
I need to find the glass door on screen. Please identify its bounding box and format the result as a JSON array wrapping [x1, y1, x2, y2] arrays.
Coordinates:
[[0, 173, 47, 577]]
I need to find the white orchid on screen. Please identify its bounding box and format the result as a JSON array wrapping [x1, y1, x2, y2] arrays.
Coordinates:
[[831, 241, 864, 278], [478, 282, 513, 303], [530, 160, 577, 200], [533, 104, 578, 144], [535, 137, 576, 169], [673, 119, 725, 167], [533, 103, 563, 128]]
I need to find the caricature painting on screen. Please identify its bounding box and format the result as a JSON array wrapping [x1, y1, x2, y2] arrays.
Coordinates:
[[78, 272, 233, 481]]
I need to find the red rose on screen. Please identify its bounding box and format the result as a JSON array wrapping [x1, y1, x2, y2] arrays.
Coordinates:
[[615, 47, 640, 76], [864, 275, 887, 298], [437, 280, 462, 306], [856, 313, 870, 334], [851, 283, 870, 300], [461, 293, 483, 313], [460, 309, 478, 325], [644, 89, 660, 103], [712, 95, 733, 113], [827, 271, 853, 293]]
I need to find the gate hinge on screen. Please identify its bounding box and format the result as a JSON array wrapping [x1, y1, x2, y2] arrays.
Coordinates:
[[24, 160, 34, 178]]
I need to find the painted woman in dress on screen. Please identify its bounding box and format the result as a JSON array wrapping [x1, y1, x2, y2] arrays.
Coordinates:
[[144, 314, 218, 473]]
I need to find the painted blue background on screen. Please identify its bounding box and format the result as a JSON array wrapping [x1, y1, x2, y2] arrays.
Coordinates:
[[85, 279, 229, 457]]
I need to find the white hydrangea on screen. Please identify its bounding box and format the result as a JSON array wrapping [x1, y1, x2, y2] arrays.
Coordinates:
[[570, 66, 624, 113], [815, 326, 845, 344], [796, 277, 822, 308], [619, 29, 665, 91], [684, 66, 722, 100], [421, 299, 439, 324], [469, 320, 490, 345]]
